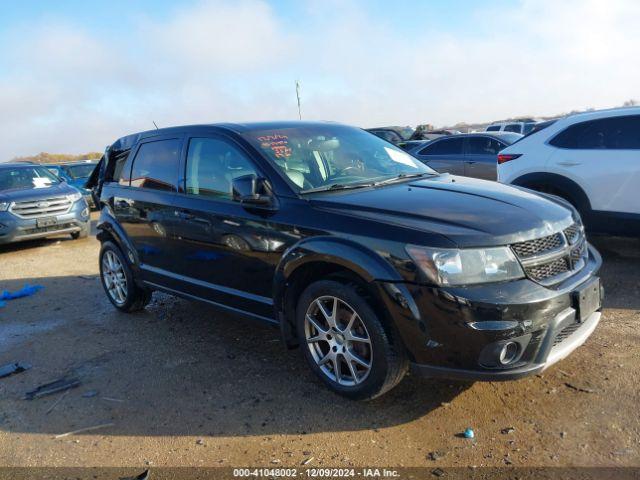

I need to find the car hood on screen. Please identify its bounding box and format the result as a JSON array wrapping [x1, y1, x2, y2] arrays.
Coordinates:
[[310, 174, 575, 247], [0, 182, 78, 203]]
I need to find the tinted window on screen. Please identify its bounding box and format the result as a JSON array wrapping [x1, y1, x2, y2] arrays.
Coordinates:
[[419, 137, 464, 155], [466, 137, 504, 155], [523, 122, 537, 134], [503, 124, 522, 133], [486, 125, 501, 132], [550, 115, 640, 150], [186, 138, 257, 199], [129, 139, 181, 191]]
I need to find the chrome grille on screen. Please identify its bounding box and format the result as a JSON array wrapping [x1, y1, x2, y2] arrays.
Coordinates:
[[512, 232, 563, 258], [563, 224, 581, 245], [526, 257, 569, 282], [9, 196, 72, 218], [511, 222, 587, 286]]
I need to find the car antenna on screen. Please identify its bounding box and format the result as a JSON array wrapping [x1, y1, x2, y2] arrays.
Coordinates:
[[152, 121, 159, 130]]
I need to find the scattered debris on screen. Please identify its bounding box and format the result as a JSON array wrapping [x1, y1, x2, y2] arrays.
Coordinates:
[[431, 467, 445, 477], [0, 362, 31, 379], [54, 422, 115, 438], [196, 439, 204, 445], [45, 390, 70, 415], [271, 459, 281, 464], [564, 382, 596, 393], [463, 428, 475, 439], [102, 396, 125, 403], [82, 390, 99, 398], [427, 451, 446, 461], [0, 284, 44, 305], [560, 431, 567, 438], [501, 427, 516, 435], [24, 377, 80, 400], [301, 457, 314, 466]]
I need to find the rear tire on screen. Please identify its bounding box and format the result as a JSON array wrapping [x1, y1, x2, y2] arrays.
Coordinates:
[[296, 280, 408, 400], [99, 241, 152, 312]]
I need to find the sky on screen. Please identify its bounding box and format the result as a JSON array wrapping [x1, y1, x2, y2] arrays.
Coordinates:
[[0, 0, 638, 159]]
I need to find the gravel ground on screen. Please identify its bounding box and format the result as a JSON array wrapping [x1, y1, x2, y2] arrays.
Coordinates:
[[0, 216, 639, 470]]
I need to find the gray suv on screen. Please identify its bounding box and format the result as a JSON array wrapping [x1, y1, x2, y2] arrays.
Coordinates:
[[0, 163, 90, 245]]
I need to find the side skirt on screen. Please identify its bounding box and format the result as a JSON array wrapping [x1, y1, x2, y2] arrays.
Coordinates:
[[143, 280, 279, 326]]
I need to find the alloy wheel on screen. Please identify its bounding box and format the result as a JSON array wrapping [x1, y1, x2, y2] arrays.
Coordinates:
[[102, 250, 128, 305], [304, 295, 373, 386]]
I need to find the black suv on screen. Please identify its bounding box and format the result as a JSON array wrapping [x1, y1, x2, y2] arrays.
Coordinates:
[[88, 122, 603, 400]]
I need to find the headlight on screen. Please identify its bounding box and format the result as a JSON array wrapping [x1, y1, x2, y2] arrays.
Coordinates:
[[406, 245, 524, 286], [66, 192, 83, 202], [0, 202, 9, 211]]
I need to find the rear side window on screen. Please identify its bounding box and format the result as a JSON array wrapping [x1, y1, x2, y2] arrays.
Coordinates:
[[186, 137, 257, 199], [466, 137, 504, 155], [550, 115, 640, 150], [129, 139, 181, 191], [503, 124, 522, 133], [486, 125, 501, 132], [419, 137, 464, 155]]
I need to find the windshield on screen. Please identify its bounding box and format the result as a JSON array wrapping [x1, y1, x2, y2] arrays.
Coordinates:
[[64, 164, 96, 180], [0, 166, 61, 191], [242, 125, 436, 193]]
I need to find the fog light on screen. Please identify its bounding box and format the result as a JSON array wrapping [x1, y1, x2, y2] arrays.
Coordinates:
[[499, 342, 519, 365]]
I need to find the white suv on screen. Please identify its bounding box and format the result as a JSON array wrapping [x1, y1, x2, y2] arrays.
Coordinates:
[[486, 121, 538, 135], [498, 107, 640, 236]]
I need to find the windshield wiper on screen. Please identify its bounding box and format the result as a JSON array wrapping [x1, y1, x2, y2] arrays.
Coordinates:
[[373, 172, 436, 186], [300, 182, 375, 195]]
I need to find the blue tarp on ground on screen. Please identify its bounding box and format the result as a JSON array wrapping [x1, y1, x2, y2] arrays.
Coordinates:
[[0, 284, 43, 307]]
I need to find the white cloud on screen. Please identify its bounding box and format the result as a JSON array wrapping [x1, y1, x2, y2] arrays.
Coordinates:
[[0, 0, 639, 159]]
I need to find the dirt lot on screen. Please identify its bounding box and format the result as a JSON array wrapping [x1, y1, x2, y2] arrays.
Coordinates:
[[1, 215, 639, 471]]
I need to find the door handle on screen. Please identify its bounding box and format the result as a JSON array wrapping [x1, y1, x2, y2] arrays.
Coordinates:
[[175, 210, 195, 220], [465, 161, 477, 165], [558, 162, 581, 167]]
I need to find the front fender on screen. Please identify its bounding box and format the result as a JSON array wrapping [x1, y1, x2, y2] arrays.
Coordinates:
[[277, 236, 403, 285], [273, 236, 420, 348]]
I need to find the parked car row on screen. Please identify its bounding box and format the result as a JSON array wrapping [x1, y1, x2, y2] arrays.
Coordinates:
[[367, 107, 640, 236], [85, 120, 603, 400]]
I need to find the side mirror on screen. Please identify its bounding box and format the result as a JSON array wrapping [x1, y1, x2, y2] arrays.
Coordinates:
[[232, 174, 274, 207]]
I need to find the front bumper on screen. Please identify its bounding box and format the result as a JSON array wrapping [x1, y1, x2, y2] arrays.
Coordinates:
[[410, 309, 601, 380], [0, 200, 90, 245], [375, 244, 603, 381]]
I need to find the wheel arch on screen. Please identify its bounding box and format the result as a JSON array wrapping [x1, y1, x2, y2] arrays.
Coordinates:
[[273, 237, 414, 349], [96, 208, 141, 269], [511, 172, 592, 214]]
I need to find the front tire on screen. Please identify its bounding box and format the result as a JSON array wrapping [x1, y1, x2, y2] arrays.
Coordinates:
[[99, 241, 152, 312], [296, 280, 408, 400]]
